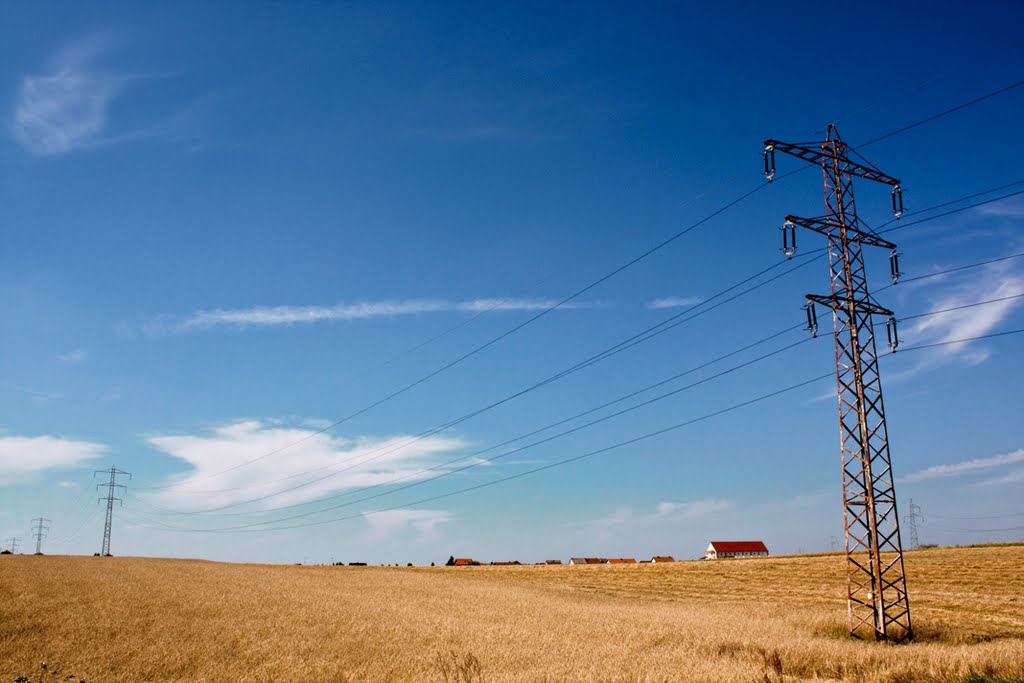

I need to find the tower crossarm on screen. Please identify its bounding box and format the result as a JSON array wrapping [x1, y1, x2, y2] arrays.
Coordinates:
[[785, 215, 896, 250], [806, 293, 893, 318], [764, 138, 901, 186]]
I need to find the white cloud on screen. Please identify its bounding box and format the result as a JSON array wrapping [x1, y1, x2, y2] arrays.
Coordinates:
[[975, 467, 1024, 487], [570, 498, 732, 540], [0, 434, 107, 478], [646, 296, 703, 310], [144, 420, 466, 510], [903, 263, 1024, 367], [655, 499, 732, 518], [143, 297, 582, 334], [903, 448, 1024, 482], [56, 480, 80, 488], [57, 349, 90, 364], [976, 197, 1024, 219], [362, 509, 453, 541], [12, 36, 129, 156]]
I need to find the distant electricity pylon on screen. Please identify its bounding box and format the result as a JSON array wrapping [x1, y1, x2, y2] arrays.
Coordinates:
[[31, 516, 51, 555], [906, 499, 923, 549], [5, 537, 20, 553], [764, 125, 912, 642], [95, 466, 131, 557]]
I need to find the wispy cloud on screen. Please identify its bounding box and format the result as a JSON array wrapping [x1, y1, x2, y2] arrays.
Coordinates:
[[902, 448, 1024, 482], [0, 433, 107, 478], [144, 419, 466, 510], [57, 349, 90, 364], [362, 509, 453, 541], [569, 498, 732, 541], [976, 196, 1024, 219], [975, 467, 1024, 487], [142, 297, 584, 335], [646, 296, 703, 310], [0, 380, 61, 403], [12, 36, 132, 156], [902, 263, 1024, 368]]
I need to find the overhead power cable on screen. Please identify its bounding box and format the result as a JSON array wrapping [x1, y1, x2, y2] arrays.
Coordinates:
[[146, 288, 1024, 524], [137, 186, 1024, 515], [134, 323, 1024, 535], [134, 372, 837, 534], [154, 329, 814, 519], [145, 256, 817, 511], [135, 80, 1024, 491]]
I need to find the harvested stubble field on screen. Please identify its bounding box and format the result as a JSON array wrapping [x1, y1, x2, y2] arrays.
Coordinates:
[[2, 545, 1023, 683]]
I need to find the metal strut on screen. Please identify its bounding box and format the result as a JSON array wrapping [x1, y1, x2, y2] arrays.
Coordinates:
[[765, 124, 913, 642]]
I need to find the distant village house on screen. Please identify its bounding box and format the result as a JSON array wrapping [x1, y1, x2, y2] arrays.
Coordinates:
[[705, 541, 769, 559]]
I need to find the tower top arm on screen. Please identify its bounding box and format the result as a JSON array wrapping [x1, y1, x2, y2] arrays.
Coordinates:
[[764, 138, 901, 187]]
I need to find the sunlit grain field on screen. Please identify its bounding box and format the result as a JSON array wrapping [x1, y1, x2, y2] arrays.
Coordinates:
[[2, 545, 1023, 683]]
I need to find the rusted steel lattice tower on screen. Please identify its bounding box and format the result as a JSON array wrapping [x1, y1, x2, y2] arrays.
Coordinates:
[[763, 125, 912, 641], [95, 466, 131, 557]]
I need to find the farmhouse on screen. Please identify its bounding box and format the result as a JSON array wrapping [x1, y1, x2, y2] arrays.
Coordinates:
[[705, 541, 769, 559], [545, 560, 563, 565], [490, 561, 522, 566], [606, 558, 636, 564], [651, 556, 675, 563], [453, 558, 480, 566], [569, 557, 605, 565]]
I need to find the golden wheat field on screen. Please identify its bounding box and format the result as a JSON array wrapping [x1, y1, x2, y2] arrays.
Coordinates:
[[2, 545, 1023, 683]]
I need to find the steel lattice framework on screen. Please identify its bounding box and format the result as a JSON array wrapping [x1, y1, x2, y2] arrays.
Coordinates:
[[763, 125, 912, 642], [95, 466, 131, 557], [31, 516, 50, 555]]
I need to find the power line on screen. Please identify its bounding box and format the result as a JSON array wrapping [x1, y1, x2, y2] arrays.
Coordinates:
[[146, 256, 819, 512], [858, 79, 1024, 148], [129, 323, 1024, 536], [136, 80, 1024, 491], [150, 284, 1024, 523], [132, 372, 837, 534], [4, 537, 20, 553], [155, 333, 818, 526], [139, 188, 1024, 517], [926, 511, 1024, 521]]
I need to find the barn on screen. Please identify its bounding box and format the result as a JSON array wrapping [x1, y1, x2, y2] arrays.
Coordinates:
[[705, 541, 769, 559]]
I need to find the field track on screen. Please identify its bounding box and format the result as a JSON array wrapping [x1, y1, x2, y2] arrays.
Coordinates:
[[2, 545, 1023, 682]]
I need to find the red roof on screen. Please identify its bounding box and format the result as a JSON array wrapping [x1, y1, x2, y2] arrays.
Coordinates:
[[709, 541, 768, 554]]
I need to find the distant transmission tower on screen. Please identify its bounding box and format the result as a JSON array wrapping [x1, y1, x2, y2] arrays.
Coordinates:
[[31, 516, 51, 555], [5, 537, 20, 553], [906, 499, 923, 549], [764, 125, 912, 642], [95, 466, 131, 556]]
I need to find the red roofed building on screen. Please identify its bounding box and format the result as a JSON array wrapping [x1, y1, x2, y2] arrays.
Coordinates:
[[606, 558, 636, 564], [705, 541, 769, 559]]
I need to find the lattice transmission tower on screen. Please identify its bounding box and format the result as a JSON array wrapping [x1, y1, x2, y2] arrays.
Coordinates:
[[763, 125, 912, 642], [31, 516, 50, 555], [95, 466, 131, 557], [906, 499, 923, 549]]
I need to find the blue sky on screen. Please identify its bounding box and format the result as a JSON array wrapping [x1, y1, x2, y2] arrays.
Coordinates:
[[1, 1, 1023, 564]]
